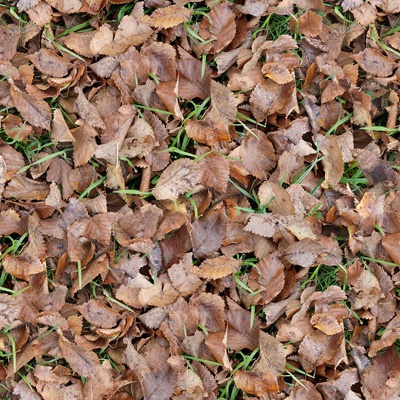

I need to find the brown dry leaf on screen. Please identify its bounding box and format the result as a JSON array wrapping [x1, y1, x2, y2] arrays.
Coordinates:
[[298, 10, 323, 37], [70, 212, 116, 246], [76, 300, 121, 329], [119, 117, 156, 159], [141, 42, 176, 82], [0, 155, 6, 199], [58, 331, 116, 399], [191, 207, 227, 258], [226, 301, 259, 351], [248, 252, 285, 305], [352, 48, 397, 77], [190, 292, 225, 332], [70, 254, 110, 296], [205, 331, 231, 369], [117, 204, 163, 241], [193, 255, 241, 280], [51, 108, 75, 144], [198, 153, 229, 193], [1, 114, 33, 141], [360, 345, 400, 399], [284, 238, 326, 268], [27, 1, 52, 26], [388, 31, 400, 50], [28, 49, 71, 78], [299, 329, 343, 373], [122, 338, 177, 400], [71, 123, 98, 167], [90, 16, 153, 56], [262, 62, 294, 85], [13, 381, 42, 399], [347, 261, 381, 310], [258, 180, 296, 214], [149, 4, 193, 28], [152, 158, 203, 201], [319, 136, 344, 189], [63, 31, 97, 58], [177, 55, 211, 100], [73, 88, 105, 130], [245, 213, 316, 241], [3, 252, 46, 282], [287, 380, 323, 400], [239, 130, 276, 179], [310, 313, 342, 335], [234, 369, 280, 396], [0, 294, 22, 330], [185, 119, 230, 146], [382, 233, 400, 264], [369, 312, 400, 357], [168, 253, 203, 297], [17, 0, 40, 11], [350, 2, 377, 26], [10, 82, 51, 130], [321, 80, 346, 104], [79, 0, 107, 14], [256, 331, 286, 375], [199, 3, 236, 54], [316, 368, 359, 398], [0, 209, 25, 236], [207, 80, 237, 125], [0, 26, 19, 61], [342, 0, 363, 11], [4, 175, 50, 201]]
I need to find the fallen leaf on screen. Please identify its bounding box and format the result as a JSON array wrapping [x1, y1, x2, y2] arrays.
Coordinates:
[[199, 3, 236, 54], [0, 294, 22, 330], [239, 130, 276, 179], [51, 108, 75, 144], [298, 10, 323, 37], [73, 88, 105, 130], [28, 49, 71, 78], [152, 158, 203, 200], [168, 253, 203, 297], [177, 55, 211, 100], [76, 299, 121, 329], [149, 4, 192, 28], [191, 207, 227, 258], [185, 119, 230, 146], [64, 31, 97, 58], [4, 175, 50, 201], [234, 369, 279, 396], [248, 252, 285, 305], [287, 380, 323, 400], [198, 153, 229, 192], [190, 293, 225, 332], [193, 255, 241, 279], [122, 338, 177, 400], [10, 82, 51, 129], [258, 180, 296, 213], [299, 330, 343, 373], [71, 123, 98, 167], [90, 16, 153, 56], [353, 48, 397, 77]]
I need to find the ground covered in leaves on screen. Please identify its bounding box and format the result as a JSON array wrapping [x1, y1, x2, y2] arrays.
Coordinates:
[[1, 0, 400, 399]]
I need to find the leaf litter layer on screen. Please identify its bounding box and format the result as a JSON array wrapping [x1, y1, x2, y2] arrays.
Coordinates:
[[0, 0, 400, 398]]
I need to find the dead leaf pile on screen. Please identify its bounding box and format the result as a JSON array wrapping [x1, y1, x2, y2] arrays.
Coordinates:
[[1, 1, 400, 399]]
